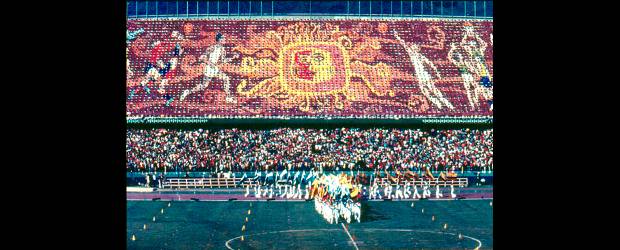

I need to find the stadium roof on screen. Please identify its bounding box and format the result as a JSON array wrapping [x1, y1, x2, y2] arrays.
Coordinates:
[[127, 1, 493, 19]]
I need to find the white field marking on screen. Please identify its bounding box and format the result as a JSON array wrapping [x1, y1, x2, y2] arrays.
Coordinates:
[[224, 229, 341, 250], [362, 228, 482, 249], [341, 223, 360, 250], [224, 228, 483, 250]]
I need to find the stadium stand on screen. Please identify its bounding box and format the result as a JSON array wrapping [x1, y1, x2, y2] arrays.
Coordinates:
[[126, 128, 493, 173]]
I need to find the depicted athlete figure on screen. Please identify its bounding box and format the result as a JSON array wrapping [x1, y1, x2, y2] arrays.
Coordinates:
[[126, 28, 144, 79], [460, 22, 493, 110], [448, 43, 480, 110], [180, 32, 239, 103], [133, 31, 183, 105], [461, 23, 492, 87], [393, 30, 454, 110]]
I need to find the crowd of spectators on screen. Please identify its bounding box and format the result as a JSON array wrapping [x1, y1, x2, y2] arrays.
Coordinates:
[[127, 128, 493, 174]]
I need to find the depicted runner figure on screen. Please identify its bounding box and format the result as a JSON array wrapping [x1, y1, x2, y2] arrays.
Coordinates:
[[133, 31, 183, 105], [180, 32, 239, 103], [393, 30, 454, 110]]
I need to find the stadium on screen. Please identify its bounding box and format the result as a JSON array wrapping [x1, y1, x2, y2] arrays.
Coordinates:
[[126, 1, 493, 249]]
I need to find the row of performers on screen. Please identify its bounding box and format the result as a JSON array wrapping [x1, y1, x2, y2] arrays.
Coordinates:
[[370, 166, 459, 199], [242, 167, 459, 200], [243, 170, 363, 200], [240, 166, 458, 186]]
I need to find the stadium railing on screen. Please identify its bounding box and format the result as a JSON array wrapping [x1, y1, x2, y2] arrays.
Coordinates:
[[163, 177, 257, 189], [378, 177, 468, 187]]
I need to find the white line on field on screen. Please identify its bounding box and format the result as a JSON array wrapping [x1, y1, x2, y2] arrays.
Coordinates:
[[223, 228, 483, 250], [341, 223, 360, 250]]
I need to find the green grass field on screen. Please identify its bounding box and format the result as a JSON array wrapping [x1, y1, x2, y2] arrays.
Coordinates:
[[127, 199, 493, 249]]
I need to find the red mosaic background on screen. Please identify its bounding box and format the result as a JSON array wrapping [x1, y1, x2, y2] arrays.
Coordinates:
[[127, 18, 493, 118]]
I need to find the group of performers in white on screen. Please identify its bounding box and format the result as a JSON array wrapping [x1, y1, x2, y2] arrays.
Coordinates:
[[241, 168, 461, 223], [368, 177, 457, 200], [242, 168, 318, 199], [314, 194, 361, 224], [310, 173, 362, 224]]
